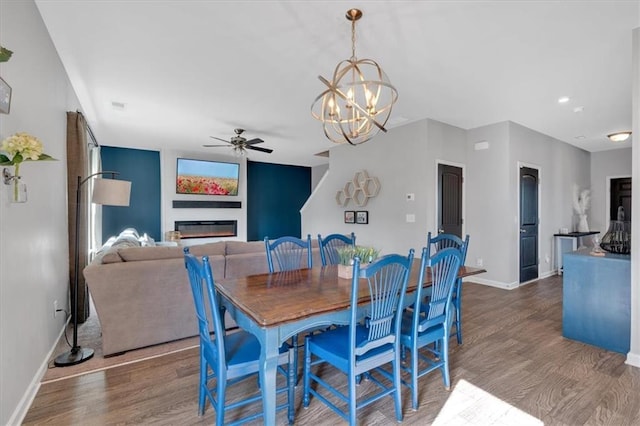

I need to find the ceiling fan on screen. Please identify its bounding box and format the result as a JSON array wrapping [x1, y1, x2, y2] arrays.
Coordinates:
[[204, 128, 273, 154]]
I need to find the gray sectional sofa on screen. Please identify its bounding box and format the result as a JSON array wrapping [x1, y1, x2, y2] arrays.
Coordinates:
[[84, 239, 321, 356]]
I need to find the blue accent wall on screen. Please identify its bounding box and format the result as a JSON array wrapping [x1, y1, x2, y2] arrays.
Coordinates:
[[100, 146, 161, 242], [247, 161, 311, 240]]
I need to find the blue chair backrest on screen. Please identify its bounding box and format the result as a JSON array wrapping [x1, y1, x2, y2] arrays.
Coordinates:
[[350, 250, 414, 356], [265, 235, 313, 273], [183, 248, 225, 372], [427, 232, 469, 264], [413, 247, 462, 332], [318, 232, 356, 266]]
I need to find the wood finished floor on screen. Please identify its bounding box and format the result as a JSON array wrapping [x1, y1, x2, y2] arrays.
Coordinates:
[[24, 275, 640, 425]]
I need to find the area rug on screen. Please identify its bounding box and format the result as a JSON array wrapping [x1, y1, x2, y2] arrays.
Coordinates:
[[42, 309, 199, 383]]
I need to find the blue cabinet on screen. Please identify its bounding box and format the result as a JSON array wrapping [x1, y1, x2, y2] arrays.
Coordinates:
[[562, 249, 630, 354]]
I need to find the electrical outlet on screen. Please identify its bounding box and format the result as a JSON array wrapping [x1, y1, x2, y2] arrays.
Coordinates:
[[476, 257, 483, 267], [53, 300, 58, 318], [545, 254, 550, 264]]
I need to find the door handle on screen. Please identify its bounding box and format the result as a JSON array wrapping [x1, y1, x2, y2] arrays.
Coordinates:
[[520, 229, 526, 233], [438, 228, 444, 234]]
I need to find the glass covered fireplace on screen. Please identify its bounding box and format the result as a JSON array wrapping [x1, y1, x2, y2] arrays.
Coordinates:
[[174, 220, 237, 239]]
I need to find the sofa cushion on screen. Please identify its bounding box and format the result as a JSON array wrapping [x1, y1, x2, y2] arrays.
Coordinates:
[[189, 241, 227, 257], [94, 247, 123, 264], [224, 252, 270, 279], [225, 240, 266, 255], [118, 245, 184, 262]]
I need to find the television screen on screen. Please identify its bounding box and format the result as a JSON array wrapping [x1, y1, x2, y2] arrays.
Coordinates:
[[176, 158, 239, 196]]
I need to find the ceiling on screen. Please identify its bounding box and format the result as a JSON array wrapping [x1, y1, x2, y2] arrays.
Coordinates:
[[35, 1, 639, 167]]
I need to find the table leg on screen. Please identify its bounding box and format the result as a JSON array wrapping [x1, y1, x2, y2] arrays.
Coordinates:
[[259, 328, 280, 426]]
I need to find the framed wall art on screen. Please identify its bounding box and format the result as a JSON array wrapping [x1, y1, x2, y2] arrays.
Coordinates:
[[0, 77, 11, 114], [356, 210, 368, 224], [344, 210, 355, 224]]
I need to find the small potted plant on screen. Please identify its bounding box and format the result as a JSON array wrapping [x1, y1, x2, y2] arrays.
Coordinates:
[[336, 245, 380, 279]]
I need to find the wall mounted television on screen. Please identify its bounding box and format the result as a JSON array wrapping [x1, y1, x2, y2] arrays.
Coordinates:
[[176, 158, 240, 196]]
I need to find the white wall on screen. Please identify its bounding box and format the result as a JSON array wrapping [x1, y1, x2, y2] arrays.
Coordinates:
[[160, 149, 247, 243], [509, 122, 591, 277], [0, 1, 81, 423], [303, 120, 431, 255], [304, 118, 592, 288], [311, 163, 329, 190], [465, 122, 512, 285], [590, 148, 632, 233]]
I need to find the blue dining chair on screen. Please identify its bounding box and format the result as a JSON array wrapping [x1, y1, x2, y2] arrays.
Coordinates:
[[264, 234, 312, 383], [265, 235, 313, 273], [183, 249, 295, 425], [400, 246, 462, 411], [302, 249, 415, 425], [427, 231, 470, 344], [317, 232, 356, 266]]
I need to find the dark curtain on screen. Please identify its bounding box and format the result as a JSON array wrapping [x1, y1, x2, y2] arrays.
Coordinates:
[[66, 112, 90, 323]]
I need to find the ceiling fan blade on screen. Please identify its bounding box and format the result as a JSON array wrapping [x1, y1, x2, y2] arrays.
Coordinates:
[[246, 145, 273, 153], [202, 144, 231, 148], [244, 138, 264, 145], [209, 136, 232, 144]]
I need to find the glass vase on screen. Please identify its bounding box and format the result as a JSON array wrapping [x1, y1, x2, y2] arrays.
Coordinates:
[[11, 179, 27, 203]]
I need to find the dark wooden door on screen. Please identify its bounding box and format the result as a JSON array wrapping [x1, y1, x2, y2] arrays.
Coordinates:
[[438, 164, 463, 237], [610, 177, 631, 221], [519, 166, 538, 283]]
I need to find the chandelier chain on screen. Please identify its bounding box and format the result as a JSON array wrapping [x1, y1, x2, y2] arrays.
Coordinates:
[[351, 17, 356, 60]]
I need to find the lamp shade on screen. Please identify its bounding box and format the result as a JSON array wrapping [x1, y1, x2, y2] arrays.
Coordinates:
[[91, 178, 131, 206]]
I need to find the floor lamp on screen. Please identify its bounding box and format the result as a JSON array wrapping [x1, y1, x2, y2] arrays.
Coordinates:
[[54, 171, 131, 367]]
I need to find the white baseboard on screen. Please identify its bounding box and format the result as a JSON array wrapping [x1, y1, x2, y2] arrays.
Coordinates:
[[626, 351, 640, 368], [8, 318, 69, 425], [465, 276, 519, 290], [466, 270, 558, 291], [539, 270, 557, 279]]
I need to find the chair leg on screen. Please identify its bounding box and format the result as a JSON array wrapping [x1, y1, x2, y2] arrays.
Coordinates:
[[216, 375, 226, 426], [442, 335, 451, 390], [411, 346, 419, 411], [348, 368, 357, 425], [288, 346, 296, 424], [302, 337, 311, 408], [198, 355, 207, 415], [393, 353, 403, 422], [454, 278, 463, 345], [292, 334, 299, 386]]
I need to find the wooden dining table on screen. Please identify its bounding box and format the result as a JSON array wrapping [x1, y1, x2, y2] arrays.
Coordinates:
[[216, 260, 485, 425]]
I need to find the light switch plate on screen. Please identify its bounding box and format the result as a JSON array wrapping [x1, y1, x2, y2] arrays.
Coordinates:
[[406, 193, 415, 201], [406, 214, 415, 223]]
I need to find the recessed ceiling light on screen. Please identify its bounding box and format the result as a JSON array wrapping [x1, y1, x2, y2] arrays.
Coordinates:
[[607, 131, 632, 142], [111, 101, 126, 111], [558, 96, 570, 103]]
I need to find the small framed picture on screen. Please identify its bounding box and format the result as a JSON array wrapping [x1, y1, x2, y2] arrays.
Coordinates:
[[344, 210, 355, 224], [356, 210, 368, 224], [0, 77, 11, 114]]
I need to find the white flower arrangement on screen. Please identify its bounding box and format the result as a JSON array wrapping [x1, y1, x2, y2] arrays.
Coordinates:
[[0, 132, 55, 164], [572, 184, 591, 232], [0, 132, 57, 201], [572, 184, 590, 216]]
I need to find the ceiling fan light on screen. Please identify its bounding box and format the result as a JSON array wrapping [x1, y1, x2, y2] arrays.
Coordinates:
[[607, 131, 631, 142]]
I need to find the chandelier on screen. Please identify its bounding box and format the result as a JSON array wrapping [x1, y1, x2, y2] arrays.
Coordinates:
[[312, 9, 398, 145]]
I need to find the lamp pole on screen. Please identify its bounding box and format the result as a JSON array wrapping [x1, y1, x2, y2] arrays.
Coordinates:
[[54, 171, 119, 366]]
